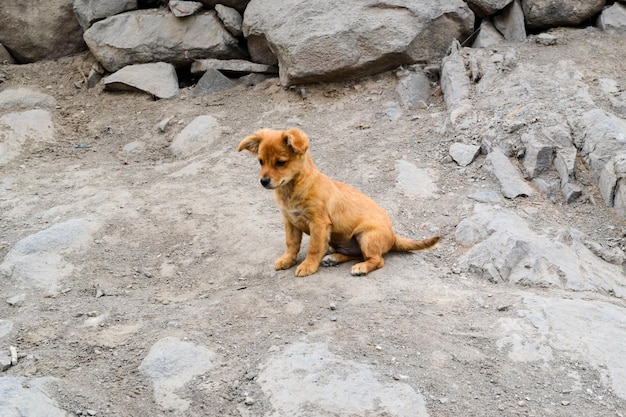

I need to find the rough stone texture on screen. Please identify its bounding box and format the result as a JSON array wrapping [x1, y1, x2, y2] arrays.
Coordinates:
[[484, 149, 534, 198], [140, 337, 214, 413], [0, 0, 86, 63], [0, 43, 15, 64], [83, 9, 245, 72], [440, 40, 473, 124], [450, 143, 481, 166], [521, 0, 605, 30], [243, 0, 474, 86], [597, 2, 626, 32], [170, 115, 221, 157], [215, 4, 243, 37], [257, 342, 429, 417], [0, 377, 68, 417], [465, 0, 513, 17], [0, 218, 101, 291], [191, 58, 277, 75], [395, 70, 432, 110], [73, 0, 138, 29], [103, 62, 179, 99], [472, 20, 505, 48], [457, 205, 626, 296], [192, 68, 237, 96], [168, 0, 204, 18], [0, 88, 56, 111], [521, 133, 554, 178], [493, 0, 526, 42], [572, 109, 626, 216]]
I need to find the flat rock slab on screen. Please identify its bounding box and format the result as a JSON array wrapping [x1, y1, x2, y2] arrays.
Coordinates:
[[0, 218, 101, 291], [139, 337, 214, 412], [254, 342, 428, 417], [0, 88, 56, 110], [395, 160, 438, 199], [0, 377, 68, 417], [456, 204, 626, 297], [104, 62, 179, 99], [498, 294, 626, 399], [191, 58, 278, 75]]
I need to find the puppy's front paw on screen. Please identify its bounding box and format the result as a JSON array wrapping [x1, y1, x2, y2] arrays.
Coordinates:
[[295, 261, 319, 277], [321, 254, 338, 267], [275, 256, 296, 270], [350, 264, 369, 276]]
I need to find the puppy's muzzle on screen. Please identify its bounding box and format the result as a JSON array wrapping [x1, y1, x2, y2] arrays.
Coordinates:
[[260, 177, 272, 189]]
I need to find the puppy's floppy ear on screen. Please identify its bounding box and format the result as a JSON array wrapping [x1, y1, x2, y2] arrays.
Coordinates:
[[237, 133, 262, 154], [282, 128, 309, 155]]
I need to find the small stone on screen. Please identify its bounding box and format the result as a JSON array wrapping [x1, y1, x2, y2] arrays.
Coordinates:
[[329, 303, 337, 310], [244, 396, 255, 406], [536, 33, 557, 46], [375, 345, 383, 351], [6, 294, 25, 307], [330, 316, 337, 322], [10, 346, 18, 366], [561, 400, 570, 406]]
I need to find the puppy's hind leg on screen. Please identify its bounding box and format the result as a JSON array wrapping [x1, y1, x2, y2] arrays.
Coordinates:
[[350, 231, 388, 276], [321, 253, 360, 267]]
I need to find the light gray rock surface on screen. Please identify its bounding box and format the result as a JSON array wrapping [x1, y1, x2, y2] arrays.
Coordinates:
[[242, 0, 474, 86], [83, 9, 245, 72], [0, 88, 56, 111], [484, 149, 534, 198], [597, 2, 626, 32], [73, 0, 138, 29], [493, 0, 526, 42], [215, 4, 243, 37], [0, 109, 55, 166], [193, 68, 237, 96], [170, 115, 221, 157], [103, 62, 179, 99], [0, 377, 68, 417], [521, 0, 605, 30]]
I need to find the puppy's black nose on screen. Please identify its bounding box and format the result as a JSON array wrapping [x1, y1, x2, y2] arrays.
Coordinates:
[[260, 178, 271, 188]]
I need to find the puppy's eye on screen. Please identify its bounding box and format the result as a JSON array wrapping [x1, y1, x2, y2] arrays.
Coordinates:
[[259, 159, 263, 166], [275, 160, 287, 168]]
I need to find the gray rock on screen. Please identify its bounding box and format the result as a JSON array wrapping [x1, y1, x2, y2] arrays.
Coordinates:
[[395, 160, 438, 199], [257, 342, 428, 417], [536, 32, 558, 45], [572, 109, 626, 216], [521, 0, 605, 30], [440, 40, 472, 119], [0, 0, 86, 63], [0, 43, 15, 64], [215, 4, 243, 37], [554, 146, 576, 184], [0, 377, 68, 416], [472, 20, 505, 48], [190, 58, 277, 76], [395, 70, 432, 110], [485, 149, 534, 198], [450, 143, 481, 167], [0, 88, 56, 111], [498, 295, 626, 399], [532, 173, 561, 199], [171, 115, 221, 157], [561, 181, 582, 203], [457, 204, 626, 296], [0, 320, 13, 338], [243, 0, 474, 86], [0, 110, 55, 166], [597, 2, 626, 32], [103, 62, 179, 99], [193, 68, 237, 96], [0, 218, 101, 291], [140, 337, 214, 413], [521, 133, 554, 178], [493, 0, 526, 43], [73, 0, 138, 29], [83, 9, 245, 72], [467, 190, 502, 203], [168, 0, 204, 17], [465, 0, 513, 17]]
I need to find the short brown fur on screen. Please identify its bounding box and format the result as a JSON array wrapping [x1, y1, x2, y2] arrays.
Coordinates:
[[237, 128, 440, 277]]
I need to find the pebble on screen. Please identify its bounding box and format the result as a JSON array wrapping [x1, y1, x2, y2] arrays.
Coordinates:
[[244, 396, 255, 406]]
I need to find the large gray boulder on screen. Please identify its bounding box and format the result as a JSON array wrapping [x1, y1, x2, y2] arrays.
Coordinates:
[[83, 9, 246, 72], [198, 0, 250, 12], [521, 0, 605, 30], [0, 0, 86, 63], [73, 0, 138, 29], [465, 0, 513, 17], [243, 0, 474, 86]]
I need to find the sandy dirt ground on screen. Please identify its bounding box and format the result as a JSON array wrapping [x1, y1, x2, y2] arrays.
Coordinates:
[[1, 27, 626, 416]]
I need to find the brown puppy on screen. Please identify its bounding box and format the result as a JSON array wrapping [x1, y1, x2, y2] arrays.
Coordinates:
[[237, 128, 440, 277]]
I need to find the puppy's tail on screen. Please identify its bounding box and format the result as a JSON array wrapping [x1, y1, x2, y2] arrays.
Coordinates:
[[392, 235, 440, 252]]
